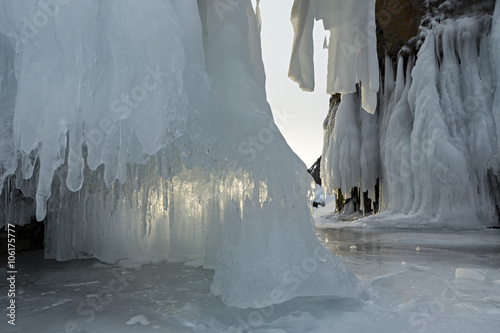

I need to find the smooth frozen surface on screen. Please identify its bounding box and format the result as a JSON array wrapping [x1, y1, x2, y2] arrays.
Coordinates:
[[2, 204, 500, 333]]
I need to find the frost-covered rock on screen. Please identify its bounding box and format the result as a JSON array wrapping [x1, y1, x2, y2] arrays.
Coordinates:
[[316, 0, 500, 229], [307, 156, 321, 185]]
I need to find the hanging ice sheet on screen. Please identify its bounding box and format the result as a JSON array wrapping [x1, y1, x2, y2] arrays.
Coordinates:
[[289, 0, 379, 114], [0, 0, 189, 220]]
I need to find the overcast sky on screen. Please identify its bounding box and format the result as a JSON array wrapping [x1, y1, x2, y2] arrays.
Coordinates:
[[257, 0, 330, 167]]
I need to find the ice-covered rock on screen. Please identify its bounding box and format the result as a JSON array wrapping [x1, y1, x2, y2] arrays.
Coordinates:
[[319, 2, 499, 229]]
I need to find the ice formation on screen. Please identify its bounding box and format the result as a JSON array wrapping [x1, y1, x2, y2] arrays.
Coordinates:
[[0, 0, 358, 308], [317, 2, 500, 228], [289, 0, 381, 217], [289, 0, 379, 114]]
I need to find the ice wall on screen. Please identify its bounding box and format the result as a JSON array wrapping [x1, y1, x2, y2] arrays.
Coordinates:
[[319, 4, 499, 228], [0, 0, 358, 308], [289, 0, 379, 114], [383, 14, 498, 228]]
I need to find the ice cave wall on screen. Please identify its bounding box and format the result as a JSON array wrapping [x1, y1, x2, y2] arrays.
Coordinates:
[[307, 0, 500, 228], [0, 0, 359, 308]]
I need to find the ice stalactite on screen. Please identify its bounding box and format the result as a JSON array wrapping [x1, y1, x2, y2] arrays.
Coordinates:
[[380, 57, 414, 215], [406, 26, 478, 227], [289, 0, 381, 214], [0, 0, 190, 221], [289, 0, 379, 114], [0, 0, 358, 308]]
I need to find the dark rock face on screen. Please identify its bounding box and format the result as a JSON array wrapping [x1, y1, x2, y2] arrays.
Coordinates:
[[488, 171, 500, 227], [307, 156, 322, 186], [376, 0, 425, 61], [425, 0, 496, 18], [0, 220, 44, 254], [375, 0, 496, 62], [1, 177, 37, 228], [1, 176, 43, 254]]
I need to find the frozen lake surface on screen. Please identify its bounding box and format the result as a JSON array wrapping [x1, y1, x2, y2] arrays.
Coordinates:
[[2, 205, 500, 332]]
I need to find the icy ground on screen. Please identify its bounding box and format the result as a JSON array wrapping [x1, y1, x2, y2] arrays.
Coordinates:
[[2, 204, 500, 333]]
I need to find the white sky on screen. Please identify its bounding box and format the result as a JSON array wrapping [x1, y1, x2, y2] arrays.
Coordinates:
[[257, 0, 330, 167]]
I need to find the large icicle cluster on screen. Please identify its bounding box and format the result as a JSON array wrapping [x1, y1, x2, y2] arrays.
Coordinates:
[[0, 0, 190, 221], [0, 0, 358, 308], [289, 0, 379, 114], [319, 2, 500, 228], [381, 17, 492, 228]]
